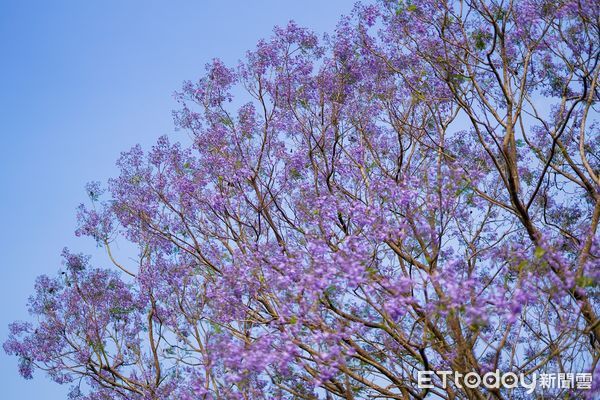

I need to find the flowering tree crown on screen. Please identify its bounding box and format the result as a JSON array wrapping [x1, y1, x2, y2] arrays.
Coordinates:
[[5, 0, 600, 398]]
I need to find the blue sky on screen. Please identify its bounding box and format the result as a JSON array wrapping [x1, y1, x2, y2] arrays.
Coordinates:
[[0, 1, 350, 397]]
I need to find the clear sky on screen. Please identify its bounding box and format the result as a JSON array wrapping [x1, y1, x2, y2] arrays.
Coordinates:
[[0, 1, 351, 397]]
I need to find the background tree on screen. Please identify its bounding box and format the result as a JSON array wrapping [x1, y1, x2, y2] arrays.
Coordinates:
[[4, 0, 599, 398]]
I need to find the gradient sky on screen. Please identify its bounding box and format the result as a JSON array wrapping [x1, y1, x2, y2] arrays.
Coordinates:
[[0, 1, 351, 397]]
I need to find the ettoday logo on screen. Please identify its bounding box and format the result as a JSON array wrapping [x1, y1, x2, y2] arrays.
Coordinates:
[[417, 370, 593, 394]]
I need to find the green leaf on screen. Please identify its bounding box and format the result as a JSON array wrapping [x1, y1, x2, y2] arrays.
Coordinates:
[[534, 247, 546, 258], [576, 276, 597, 288], [220, 116, 234, 127], [210, 321, 222, 334]]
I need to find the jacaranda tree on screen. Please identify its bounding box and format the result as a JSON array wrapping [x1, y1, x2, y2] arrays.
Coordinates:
[[4, 0, 599, 398]]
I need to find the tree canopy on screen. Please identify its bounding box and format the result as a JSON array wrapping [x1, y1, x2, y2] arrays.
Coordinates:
[[4, 0, 600, 398]]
